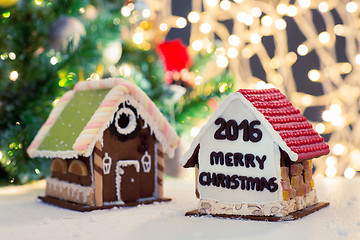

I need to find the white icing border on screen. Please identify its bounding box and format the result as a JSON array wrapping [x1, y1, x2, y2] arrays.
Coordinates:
[[153, 143, 158, 198], [46, 177, 94, 204], [89, 153, 95, 187]]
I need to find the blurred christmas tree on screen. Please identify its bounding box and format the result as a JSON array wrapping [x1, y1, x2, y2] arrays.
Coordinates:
[[0, 0, 127, 184], [0, 0, 234, 184]]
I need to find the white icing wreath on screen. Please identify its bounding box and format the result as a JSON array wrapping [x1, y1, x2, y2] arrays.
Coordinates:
[[114, 107, 137, 135]]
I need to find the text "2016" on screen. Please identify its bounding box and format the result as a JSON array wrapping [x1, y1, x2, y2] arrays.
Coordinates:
[[214, 118, 262, 142]]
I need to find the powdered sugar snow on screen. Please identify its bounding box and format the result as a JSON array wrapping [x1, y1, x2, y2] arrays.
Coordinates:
[[1, 177, 360, 240]]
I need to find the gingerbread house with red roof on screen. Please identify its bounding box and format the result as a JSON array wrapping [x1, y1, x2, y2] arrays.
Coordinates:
[[27, 78, 180, 211], [180, 88, 329, 219]]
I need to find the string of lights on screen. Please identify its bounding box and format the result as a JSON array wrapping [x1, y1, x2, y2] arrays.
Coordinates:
[[118, 0, 360, 178], [3, 0, 359, 179]]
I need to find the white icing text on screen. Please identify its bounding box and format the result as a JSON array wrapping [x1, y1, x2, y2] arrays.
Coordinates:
[[199, 172, 278, 192], [214, 118, 262, 142], [210, 151, 267, 170]]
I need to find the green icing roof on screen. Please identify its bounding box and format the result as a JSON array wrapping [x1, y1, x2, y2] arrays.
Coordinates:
[[38, 89, 110, 152]]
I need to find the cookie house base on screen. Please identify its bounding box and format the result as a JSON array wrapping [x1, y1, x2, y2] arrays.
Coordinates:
[[185, 202, 329, 221], [39, 196, 171, 212]]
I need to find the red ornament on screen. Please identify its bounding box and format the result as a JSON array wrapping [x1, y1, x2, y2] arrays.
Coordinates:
[[207, 98, 218, 111], [158, 39, 192, 84]]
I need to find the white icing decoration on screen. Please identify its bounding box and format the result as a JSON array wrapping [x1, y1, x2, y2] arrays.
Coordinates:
[[46, 177, 94, 204], [141, 151, 151, 173], [117, 160, 140, 172], [102, 152, 112, 175], [89, 153, 95, 187], [153, 143, 158, 198], [115, 160, 140, 202], [103, 200, 124, 205], [199, 190, 318, 217], [114, 107, 137, 135]]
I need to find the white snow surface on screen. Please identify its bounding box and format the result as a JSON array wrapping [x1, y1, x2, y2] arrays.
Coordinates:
[[1, 177, 360, 240]]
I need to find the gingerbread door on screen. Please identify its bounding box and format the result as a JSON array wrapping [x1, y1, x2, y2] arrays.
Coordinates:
[[115, 160, 141, 202], [101, 116, 157, 203]]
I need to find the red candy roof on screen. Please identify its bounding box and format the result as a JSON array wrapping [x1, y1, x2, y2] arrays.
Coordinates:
[[238, 88, 329, 161]]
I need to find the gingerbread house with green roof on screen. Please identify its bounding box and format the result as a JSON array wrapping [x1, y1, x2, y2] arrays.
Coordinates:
[[27, 78, 180, 211]]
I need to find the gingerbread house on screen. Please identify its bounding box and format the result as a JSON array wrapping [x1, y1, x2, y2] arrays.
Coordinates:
[[27, 78, 180, 211], [180, 88, 329, 219]]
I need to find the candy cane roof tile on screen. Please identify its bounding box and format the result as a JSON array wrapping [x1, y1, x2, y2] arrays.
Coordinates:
[[27, 78, 180, 159], [180, 88, 329, 166]]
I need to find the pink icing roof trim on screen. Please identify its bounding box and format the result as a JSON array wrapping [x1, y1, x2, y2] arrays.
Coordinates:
[[238, 88, 329, 161]]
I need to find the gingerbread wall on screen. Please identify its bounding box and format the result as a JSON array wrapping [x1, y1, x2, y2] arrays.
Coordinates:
[[280, 149, 314, 201], [101, 118, 156, 203]]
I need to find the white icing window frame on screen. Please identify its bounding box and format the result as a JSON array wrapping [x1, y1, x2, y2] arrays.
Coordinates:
[[114, 107, 137, 135]]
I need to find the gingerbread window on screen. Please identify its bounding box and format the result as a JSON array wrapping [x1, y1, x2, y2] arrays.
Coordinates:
[[114, 106, 138, 135], [50, 158, 68, 174], [68, 160, 88, 176]]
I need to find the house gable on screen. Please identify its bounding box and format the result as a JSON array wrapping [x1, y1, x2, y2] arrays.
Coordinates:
[[27, 78, 180, 159], [189, 94, 283, 204], [181, 89, 329, 167], [180, 92, 296, 167]]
